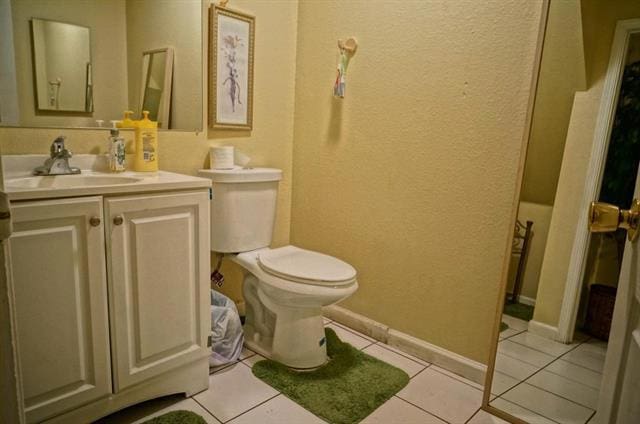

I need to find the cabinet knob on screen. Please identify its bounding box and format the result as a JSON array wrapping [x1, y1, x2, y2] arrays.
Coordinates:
[[89, 216, 101, 227], [113, 216, 124, 226]]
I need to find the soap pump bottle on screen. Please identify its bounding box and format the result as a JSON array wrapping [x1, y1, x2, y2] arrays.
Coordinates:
[[108, 121, 126, 172], [134, 111, 158, 172], [116, 110, 136, 129]]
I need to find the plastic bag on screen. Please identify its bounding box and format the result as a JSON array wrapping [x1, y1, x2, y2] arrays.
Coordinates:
[[209, 289, 244, 367]]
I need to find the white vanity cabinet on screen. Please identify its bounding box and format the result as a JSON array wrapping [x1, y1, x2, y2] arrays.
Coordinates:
[[9, 197, 112, 423], [8, 189, 210, 423]]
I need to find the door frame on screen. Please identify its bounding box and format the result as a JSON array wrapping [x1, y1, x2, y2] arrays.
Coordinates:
[[557, 18, 640, 343]]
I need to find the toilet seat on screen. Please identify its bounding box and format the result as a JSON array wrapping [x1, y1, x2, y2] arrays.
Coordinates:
[[258, 245, 356, 286]]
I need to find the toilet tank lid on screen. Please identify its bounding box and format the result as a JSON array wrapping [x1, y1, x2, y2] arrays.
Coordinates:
[[198, 167, 282, 183]]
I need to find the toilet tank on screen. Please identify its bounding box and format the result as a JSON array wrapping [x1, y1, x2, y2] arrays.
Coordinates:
[[198, 168, 283, 253]]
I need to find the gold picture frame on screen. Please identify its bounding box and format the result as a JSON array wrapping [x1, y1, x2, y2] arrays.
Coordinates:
[[209, 5, 255, 130]]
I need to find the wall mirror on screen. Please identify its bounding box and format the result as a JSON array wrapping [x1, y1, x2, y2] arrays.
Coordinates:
[[139, 48, 174, 129], [0, 0, 202, 131], [31, 18, 92, 113], [484, 2, 640, 423]]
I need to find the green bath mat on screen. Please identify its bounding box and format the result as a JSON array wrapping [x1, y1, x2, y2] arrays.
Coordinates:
[[252, 328, 410, 424], [500, 321, 509, 332], [141, 410, 207, 424], [504, 302, 534, 321]]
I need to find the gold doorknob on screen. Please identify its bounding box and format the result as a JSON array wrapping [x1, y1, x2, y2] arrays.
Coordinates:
[[589, 199, 640, 242]]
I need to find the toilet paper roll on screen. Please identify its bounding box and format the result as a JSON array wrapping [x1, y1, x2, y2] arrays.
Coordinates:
[[210, 146, 235, 169]]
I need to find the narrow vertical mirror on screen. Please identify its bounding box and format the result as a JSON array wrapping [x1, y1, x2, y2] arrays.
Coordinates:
[[139, 48, 173, 129], [485, 3, 640, 423], [31, 18, 92, 112]]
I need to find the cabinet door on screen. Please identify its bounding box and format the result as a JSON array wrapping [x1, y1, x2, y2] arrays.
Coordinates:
[[106, 191, 210, 391], [9, 197, 111, 423]]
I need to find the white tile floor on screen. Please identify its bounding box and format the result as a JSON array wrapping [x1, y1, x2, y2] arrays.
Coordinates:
[[98, 319, 495, 424], [489, 315, 605, 424]]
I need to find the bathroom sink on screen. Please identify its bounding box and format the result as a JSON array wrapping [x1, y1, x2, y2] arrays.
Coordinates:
[[6, 175, 143, 189]]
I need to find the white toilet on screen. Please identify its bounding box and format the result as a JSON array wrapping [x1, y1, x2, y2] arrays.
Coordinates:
[[198, 167, 358, 369]]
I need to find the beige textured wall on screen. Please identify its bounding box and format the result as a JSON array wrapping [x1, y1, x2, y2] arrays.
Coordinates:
[[290, 0, 544, 363], [125, 0, 202, 130], [520, 0, 585, 206], [0, 0, 299, 305], [10, 0, 128, 127], [533, 0, 640, 328]]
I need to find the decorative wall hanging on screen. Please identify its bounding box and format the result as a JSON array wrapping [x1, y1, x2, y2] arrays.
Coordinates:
[[334, 37, 358, 99], [209, 4, 255, 130]]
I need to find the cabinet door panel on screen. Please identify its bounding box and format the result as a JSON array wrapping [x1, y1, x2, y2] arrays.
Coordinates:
[[106, 191, 210, 391], [9, 197, 111, 423]]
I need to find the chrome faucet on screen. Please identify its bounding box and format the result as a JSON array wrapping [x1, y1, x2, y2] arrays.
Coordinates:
[[33, 136, 81, 175]]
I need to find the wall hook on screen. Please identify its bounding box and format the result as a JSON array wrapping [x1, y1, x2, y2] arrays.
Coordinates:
[[334, 37, 358, 98]]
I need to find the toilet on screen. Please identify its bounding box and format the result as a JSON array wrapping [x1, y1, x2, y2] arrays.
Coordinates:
[[198, 167, 358, 369]]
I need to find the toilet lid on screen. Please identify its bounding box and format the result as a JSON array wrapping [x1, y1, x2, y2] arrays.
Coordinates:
[[258, 246, 356, 284]]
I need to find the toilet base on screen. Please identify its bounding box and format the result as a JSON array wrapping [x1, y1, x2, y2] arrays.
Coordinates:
[[243, 278, 328, 369]]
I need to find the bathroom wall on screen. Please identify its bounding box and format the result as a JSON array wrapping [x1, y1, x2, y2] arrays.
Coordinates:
[[533, 0, 640, 329], [290, 0, 545, 363], [0, 0, 299, 304], [9, 0, 129, 127], [519, 0, 586, 206], [125, 0, 202, 130]]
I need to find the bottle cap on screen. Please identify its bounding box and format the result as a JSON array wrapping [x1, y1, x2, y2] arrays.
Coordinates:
[[110, 120, 120, 137]]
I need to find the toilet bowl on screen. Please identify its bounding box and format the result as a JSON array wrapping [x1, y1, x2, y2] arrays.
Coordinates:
[[198, 167, 358, 369], [234, 245, 358, 369]]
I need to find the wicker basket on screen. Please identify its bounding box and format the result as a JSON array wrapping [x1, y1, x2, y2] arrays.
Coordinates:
[[585, 284, 617, 341]]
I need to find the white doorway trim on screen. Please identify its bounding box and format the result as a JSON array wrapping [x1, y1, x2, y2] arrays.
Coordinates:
[[557, 19, 640, 343]]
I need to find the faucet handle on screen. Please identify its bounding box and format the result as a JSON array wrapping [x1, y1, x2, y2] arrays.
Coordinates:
[[51, 136, 66, 156]]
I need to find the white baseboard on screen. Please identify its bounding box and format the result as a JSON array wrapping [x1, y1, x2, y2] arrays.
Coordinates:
[[528, 319, 559, 340], [324, 305, 487, 385]]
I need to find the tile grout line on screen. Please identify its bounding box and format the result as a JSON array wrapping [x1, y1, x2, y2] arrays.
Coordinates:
[[464, 407, 482, 424], [495, 346, 555, 369], [499, 329, 527, 342], [495, 337, 598, 420], [221, 392, 282, 424], [584, 408, 598, 423], [393, 394, 454, 424], [429, 366, 483, 392], [191, 395, 226, 424], [492, 396, 564, 424], [541, 366, 602, 390]]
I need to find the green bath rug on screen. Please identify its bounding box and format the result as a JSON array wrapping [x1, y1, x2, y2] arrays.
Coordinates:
[[252, 328, 410, 424], [141, 410, 207, 424], [504, 302, 534, 321], [500, 321, 509, 332]]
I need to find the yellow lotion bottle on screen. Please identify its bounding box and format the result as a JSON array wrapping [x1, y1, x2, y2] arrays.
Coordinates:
[[117, 110, 136, 129], [134, 111, 159, 172]]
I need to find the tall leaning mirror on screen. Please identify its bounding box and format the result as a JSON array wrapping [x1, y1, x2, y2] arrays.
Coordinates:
[[0, 0, 202, 131], [484, 2, 640, 423]]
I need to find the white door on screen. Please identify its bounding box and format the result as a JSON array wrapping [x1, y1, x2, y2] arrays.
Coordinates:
[[105, 191, 210, 391], [591, 175, 640, 423], [8, 196, 111, 423]]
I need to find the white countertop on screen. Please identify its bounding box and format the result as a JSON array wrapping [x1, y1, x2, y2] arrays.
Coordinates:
[[2, 155, 211, 201]]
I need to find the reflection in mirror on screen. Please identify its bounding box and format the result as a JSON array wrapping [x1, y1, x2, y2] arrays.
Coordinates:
[[31, 18, 92, 113], [486, 2, 640, 423], [139, 48, 173, 129], [0, 0, 201, 131]]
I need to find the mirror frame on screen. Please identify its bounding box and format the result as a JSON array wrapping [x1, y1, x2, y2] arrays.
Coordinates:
[[1, 0, 207, 134], [481, 1, 550, 423], [30, 17, 93, 114]]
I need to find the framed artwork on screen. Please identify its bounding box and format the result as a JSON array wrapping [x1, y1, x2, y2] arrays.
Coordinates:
[[209, 5, 255, 130]]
